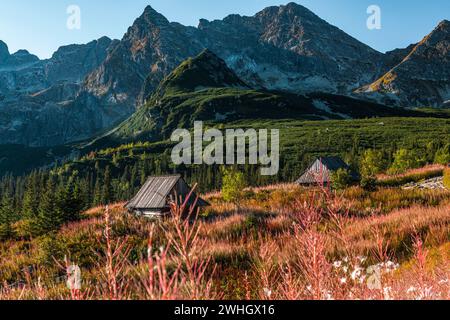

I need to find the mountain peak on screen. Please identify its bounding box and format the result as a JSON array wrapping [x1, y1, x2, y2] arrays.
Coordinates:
[[143, 5, 156, 13], [438, 19, 450, 28], [13, 49, 32, 56], [0, 40, 10, 62], [96, 36, 113, 44], [412, 18, 449, 53], [195, 48, 222, 62], [0, 47, 39, 66], [154, 49, 248, 96], [140, 5, 169, 25], [284, 2, 312, 12], [257, 1, 317, 19], [357, 17, 450, 107], [428, 19, 450, 35], [433, 19, 450, 36]]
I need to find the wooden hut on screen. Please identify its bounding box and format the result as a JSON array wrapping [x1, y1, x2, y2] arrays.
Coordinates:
[[296, 156, 359, 185], [125, 175, 209, 217]]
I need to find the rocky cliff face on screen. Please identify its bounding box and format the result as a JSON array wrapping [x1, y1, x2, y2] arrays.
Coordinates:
[[0, 41, 9, 63], [44, 36, 113, 84], [356, 20, 450, 107], [77, 2, 389, 148], [0, 37, 114, 146], [198, 3, 386, 93], [84, 6, 205, 107], [0, 3, 448, 147], [106, 49, 418, 146], [93, 2, 387, 108], [0, 41, 40, 68]]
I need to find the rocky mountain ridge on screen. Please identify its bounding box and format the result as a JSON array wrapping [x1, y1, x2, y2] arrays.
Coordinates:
[[0, 37, 114, 146], [103, 49, 422, 146], [0, 3, 448, 147], [357, 20, 450, 107]]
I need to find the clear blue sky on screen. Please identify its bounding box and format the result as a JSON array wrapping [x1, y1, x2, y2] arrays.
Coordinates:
[[0, 0, 448, 59]]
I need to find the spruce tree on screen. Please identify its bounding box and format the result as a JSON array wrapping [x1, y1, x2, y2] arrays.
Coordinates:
[[54, 179, 83, 223], [101, 166, 114, 205], [37, 178, 62, 234], [22, 175, 39, 219], [93, 175, 102, 206], [0, 194, 14, 239], [78, 178, 91, 211]]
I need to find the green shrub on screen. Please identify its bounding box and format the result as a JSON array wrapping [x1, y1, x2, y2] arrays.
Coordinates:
[[221, 167, 247, 205], [444, 169, 450, 190], [331, 168, 353, 190], [253, 190, 271, 202], [435, 144, 450, 165], [360, 149, 386, 178], [38, 234, 65, 266], [360, 176, 377, 191], [388, 149, 424, 175], [13, 219, 39, 239], [64, 232, 100, 268]]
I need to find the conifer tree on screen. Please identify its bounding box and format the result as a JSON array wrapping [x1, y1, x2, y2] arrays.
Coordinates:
[[101, 166, 114, 205], [0, 194, 14, 239], [22, 173, 39, 219], [37, 178, 62, 234], [78, 178, 91, 211], [93, 175, 102, 206], [55, 179, 83, 223]]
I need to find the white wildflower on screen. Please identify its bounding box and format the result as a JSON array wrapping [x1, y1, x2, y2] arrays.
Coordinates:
[[383, 261, 400, 272], [407, 286, 417, 294], [383, 286, 393, 300], [351, 267, 363, 280], [358, 275, 366, 284], [424, 286, 434, 298], [263, 288, 272, 298], [322, 290, 334, 300]]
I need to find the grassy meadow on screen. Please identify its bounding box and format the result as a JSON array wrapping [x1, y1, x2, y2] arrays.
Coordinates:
[[0, 172, 448, 300]]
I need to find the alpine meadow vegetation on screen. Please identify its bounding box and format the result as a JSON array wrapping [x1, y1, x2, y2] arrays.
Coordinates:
[[0, 178, 448, 300]]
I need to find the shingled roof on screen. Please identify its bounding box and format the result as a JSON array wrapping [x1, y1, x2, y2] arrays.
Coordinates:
[[296, 156, 359, 185], [319, 157, 350, 171], [125, 175, 209, 211]]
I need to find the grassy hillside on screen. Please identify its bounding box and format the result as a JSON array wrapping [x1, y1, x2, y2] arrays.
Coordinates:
[[241, 116, 450, 172], [0, 115, 449, 187], [111, 89, 424, 143], [67, 117, 450, 189]]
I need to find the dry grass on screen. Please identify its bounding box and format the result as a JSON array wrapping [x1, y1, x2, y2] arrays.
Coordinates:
[[377, 164, 445, 187], [0, 184, 449, 300], [377, 164, 445, 181]]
